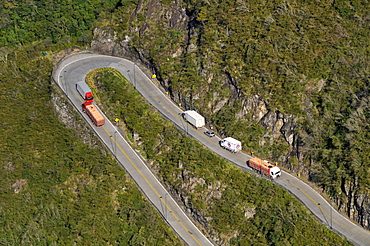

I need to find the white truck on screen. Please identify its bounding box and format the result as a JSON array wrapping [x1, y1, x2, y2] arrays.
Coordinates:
[[76, 81, 94, 102], [220, 137, 242, 153], [183, 110, 205, 128]]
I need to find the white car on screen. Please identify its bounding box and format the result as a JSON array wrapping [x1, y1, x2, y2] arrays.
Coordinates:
[[204, 130, 215, 137]]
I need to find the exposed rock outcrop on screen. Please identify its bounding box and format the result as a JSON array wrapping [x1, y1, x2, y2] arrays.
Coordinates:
[[89, 0, 369, 231], [12, 179, 26, 193], [51, 91, 101, 148]]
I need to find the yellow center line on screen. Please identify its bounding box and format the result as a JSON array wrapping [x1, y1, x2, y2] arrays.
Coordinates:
[[102, 126, 203, 246], [130, 68, 370, 244], [137, 77, 248, 158], [283, 177, 370, 243]]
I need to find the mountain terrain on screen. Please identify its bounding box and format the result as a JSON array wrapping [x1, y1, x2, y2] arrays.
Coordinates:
[[0, 0, 368, 245], [91, 0, 370, 230]]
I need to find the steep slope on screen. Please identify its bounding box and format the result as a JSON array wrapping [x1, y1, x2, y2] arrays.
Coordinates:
[[0, 20, 181, 246], [91, 0, 370, 229], [86, 67, 351, 245]]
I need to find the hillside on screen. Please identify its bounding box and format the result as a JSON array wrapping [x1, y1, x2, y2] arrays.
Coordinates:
[[91, 0, 370, 229], [0, 44, 182, 245], [0, 0, 367, 244], [86, 67, 351, 245], [0, 0, 182, 244]]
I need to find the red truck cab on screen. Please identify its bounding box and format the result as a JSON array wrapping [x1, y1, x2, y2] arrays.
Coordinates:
[[85, 92, 94, 103]]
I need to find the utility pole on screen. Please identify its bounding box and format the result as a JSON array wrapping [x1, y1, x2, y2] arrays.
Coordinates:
[[331, 204, 332, 229], [330, 198, 334, 230], [63, 71, 67, 97], [165, 193, 168, 220], [133, 63, 136, 88], [114, 130, 117, 157], [110, 130, 118, 158]]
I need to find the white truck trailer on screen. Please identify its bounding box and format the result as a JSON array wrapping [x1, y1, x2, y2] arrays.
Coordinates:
[[76, 81, 94, 102], [220, 137, 242, 153], [183, 110, 205, 128]]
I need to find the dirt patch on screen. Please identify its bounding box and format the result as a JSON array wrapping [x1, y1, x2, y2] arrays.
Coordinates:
[[12, 179, 27, 193]]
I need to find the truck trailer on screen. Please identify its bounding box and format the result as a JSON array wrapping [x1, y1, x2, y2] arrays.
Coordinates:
[[247, 157, 281, 179], [183, 110, 205, 128], [219, 137, 242, 153], [76, 81, 94, 102], [82, 102, 105, 127]]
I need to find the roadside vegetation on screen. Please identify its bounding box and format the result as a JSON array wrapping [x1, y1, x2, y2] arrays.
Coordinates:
[[87, 68, 351, 245], [0, 0, 366, 244], [0, 42, 181, 245], [2, 0, 368, 226], [0, 0, 181, 244], [107, 0, 370, 226]]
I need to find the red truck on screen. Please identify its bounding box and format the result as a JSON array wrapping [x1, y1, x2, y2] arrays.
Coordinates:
[[247, 157, 281, 179], [82, 102, 105, 127]]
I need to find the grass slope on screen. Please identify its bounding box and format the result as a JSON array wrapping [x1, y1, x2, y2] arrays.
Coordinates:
[[87, 68, 352, 245], [0, 45, 181, 245]]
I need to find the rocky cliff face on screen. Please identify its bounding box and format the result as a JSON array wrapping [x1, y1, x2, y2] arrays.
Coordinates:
[[93, 35, 297, 153], [90, 0, 369, 231]]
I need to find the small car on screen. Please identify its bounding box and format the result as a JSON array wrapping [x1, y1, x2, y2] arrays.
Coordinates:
[[204, 130, 215, 137]]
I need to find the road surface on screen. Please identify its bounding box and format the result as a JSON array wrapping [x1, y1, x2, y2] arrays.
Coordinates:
[[53, 52, 370, 246], [52, 52, 214, 246]]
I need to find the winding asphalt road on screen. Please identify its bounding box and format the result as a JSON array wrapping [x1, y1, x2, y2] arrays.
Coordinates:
[[52, 52, 370, 246], [53, 52, 213, 246]]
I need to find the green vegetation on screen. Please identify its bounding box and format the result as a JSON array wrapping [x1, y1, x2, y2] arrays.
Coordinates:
[[0, 0, 367, 244], [0, 44, 181, 245], [0, 2, 181, 244], [89, 68, 351, 245], [109, 0, 370, 225], [0, 0, 122, 47]]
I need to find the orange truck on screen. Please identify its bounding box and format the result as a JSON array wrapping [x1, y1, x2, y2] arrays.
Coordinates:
[[247, 157, 281, 179], [82, 102, 105, 127]]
